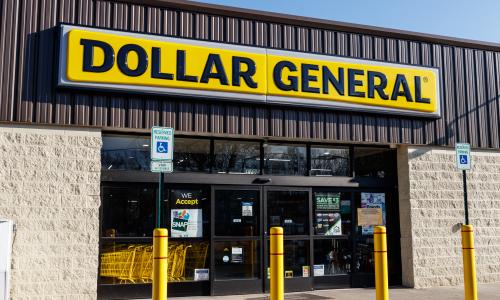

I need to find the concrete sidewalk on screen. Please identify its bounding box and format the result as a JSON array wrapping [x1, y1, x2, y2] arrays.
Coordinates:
[[170, 283, 500, 299]]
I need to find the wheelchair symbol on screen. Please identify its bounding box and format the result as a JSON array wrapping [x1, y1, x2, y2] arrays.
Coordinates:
[[459, 155, 468, 164], [156, 142, 168, 153]]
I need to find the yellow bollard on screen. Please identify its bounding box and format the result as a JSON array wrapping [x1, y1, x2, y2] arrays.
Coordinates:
[[153, 228, 168, 300], [270, 227, 284, 300], [374, 226, 389, 300], [461, 225, 477, 300]]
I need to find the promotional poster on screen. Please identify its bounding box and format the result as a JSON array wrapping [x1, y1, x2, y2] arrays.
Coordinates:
[[360, 193, 386, 235]]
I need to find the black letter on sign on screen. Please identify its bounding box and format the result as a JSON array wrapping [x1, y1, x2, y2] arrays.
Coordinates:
[[367, 71, 389, 99], [81, 39, 114, 72], [415, 76, 430, 103], [176, 50, 198, 82], [322, 66, 344, 95], [273, 61, 298, 91], [232, 56, 257, 88], [151, 47, 173, 80], [301, 64, 320, 93], [348, 69, 365, 97], [391, 74, 413, 101], [200, 54, 229, 85], [117, 44, 148, 77]]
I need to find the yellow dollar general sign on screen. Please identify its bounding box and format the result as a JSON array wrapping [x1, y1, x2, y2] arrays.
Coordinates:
[[58, 25, 441, 117]]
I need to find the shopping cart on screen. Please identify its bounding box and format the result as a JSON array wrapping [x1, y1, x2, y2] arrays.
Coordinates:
[[184, 242, 209, 278], [100, 244, 138, 283]]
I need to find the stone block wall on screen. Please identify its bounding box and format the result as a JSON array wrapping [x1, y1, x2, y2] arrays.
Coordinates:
[[398, 145, 500, 288], [0, 124, 101, 299]]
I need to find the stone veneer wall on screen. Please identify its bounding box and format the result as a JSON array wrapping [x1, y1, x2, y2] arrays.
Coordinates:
[[398, 145, 500, 288], [0, 124, 101, 299]]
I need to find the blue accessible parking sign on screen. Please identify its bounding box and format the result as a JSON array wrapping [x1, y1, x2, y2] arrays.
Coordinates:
[[455, 143, 471, 170], [151, 127, 174, 161]]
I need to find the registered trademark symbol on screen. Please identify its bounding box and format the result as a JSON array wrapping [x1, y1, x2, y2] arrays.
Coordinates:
[[423, 77, 428, 83]]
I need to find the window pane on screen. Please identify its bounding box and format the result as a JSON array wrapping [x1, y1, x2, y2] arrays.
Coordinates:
[[214, 240, 260, 280], [102, 135, 150, 171], [313, 239, 351, 276], [267, 240, 310, 278], [173, 138, 210, 172], [214, 140, 260, 174], [215, 190, 260, 236], [102, 185, 155, 237], [354, 148, 396, 179], [264, 144, 306, 175], [99, 241, 210, 284], [310, 147, 349, 176], [313, 192, 351, 236], [267, 191, 309, 235]]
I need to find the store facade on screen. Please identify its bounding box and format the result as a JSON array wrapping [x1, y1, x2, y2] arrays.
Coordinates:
[[0, 0, 500, 299]]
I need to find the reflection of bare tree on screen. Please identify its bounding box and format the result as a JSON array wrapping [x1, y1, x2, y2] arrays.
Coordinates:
[[264, 145, 306, 175], [102, 149, 150, 170], [215, 142, 259, 174], [310, 149, 349, 176]]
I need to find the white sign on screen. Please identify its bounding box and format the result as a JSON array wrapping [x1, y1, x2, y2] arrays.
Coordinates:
[[313, 264, 325, 277], [170, 209, 202, 238], [242, 202, 253, 217], [456, 143, 471, 170], [194, 269, 209, 281], [151, 126, 174, 161], [150, 160, 173, 173]]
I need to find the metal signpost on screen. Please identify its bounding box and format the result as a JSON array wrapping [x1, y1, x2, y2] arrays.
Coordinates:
[[456, 143, 477, 300], [455, 143, 471, 224], [151, 126, 174, 228]]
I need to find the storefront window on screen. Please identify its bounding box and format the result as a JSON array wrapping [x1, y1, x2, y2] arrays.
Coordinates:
[[102, 135, 150, 171], [101, 185, 155, 237], [99, 240, 210, 284], [174, 138, 210, 172], [313, 239, 351, 276], [354, 148, 396, 179], [214, 190, 260, 236], [310, 146, 350, 176], [263, 143, 307, 175], [214, 140, 260, 174], [214, 241, 260, 280], [267, 190, 309, 235]]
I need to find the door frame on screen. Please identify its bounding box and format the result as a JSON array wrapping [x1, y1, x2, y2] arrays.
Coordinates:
[[210, 185, 265, 295]]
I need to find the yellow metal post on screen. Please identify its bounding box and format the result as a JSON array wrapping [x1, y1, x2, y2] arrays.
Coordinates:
[[461, 225, 477, 300], [153, 228, 168, 300], [374, 226, 389, 300], [270, 227, 284, 300]]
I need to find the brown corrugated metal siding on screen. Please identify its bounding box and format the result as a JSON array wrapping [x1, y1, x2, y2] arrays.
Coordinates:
[[0, 0, 499, 148]]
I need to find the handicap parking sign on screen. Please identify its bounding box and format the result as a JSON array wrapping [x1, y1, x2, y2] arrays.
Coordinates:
[[151, 127, 174, 160], [156, 141, 168, 153], [455, 143, 471, 170]]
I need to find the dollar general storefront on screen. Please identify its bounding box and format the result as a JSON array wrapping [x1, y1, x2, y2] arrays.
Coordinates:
[[0, 0, 500, 299]]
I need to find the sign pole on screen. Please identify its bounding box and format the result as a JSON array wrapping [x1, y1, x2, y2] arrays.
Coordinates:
[[462, 170, 469, 225], [157, 172, 164, 228]]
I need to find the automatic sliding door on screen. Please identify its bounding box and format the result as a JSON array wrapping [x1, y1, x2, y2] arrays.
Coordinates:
[[212, 187, 262, 295]]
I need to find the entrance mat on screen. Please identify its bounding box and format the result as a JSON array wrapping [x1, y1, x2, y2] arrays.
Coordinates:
[[246, 293, 332, 300]]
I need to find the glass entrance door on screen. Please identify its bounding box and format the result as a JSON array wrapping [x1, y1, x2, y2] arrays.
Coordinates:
[[264, 188, 313, 292], [212, 187, 263, 295]]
